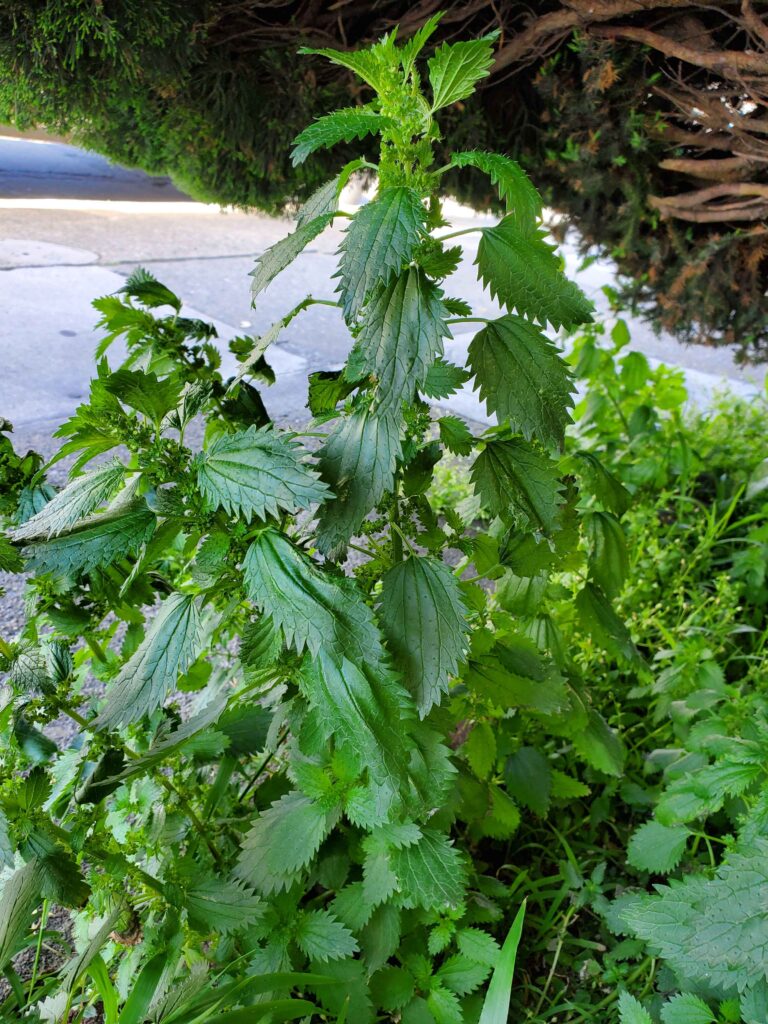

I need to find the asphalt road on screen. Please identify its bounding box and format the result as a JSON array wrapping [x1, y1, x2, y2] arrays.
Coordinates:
[[0, 135, 188, 201]]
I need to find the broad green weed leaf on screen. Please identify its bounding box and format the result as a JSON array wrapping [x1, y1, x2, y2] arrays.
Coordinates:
[[467, 315, 575, 447], [315, 407, 401, 556], [470, 438, 563, 533], [420, 358, 471, 399], [296, 158, 367, 228], [435, 954, 490, 995], [618, 992, 654, 1024], [299, 45, 392, 93], [95, 593, 207, 728], [428, 33, 499, 111], [585, 510, 629, 599], [291, 108, 390, 165], [390, 828, 467, 910], [572, 708, 625, 777], [197, 426, 330, 522], [438, 415, 474, 455], [400, 13, 443, 72], [661, 993, 715, 1023], [504, 747, 551, 816], [456, 928, 500, 968], [103, 368, 183, 423], [347, 268, 449, 414], [627, 821, 689, 874], [575, 582, 641, 665], [621, 839, 768, 997], [21, 501, 155, 578], [251, 214, 333, 300], [0, 858, 43, 971], [237, 791, 337, 893], [452, 151, 541, 231], [379, 555, 469, 716], [572, 451, 631, 516], [307, 369, 357, 416], [294, 909, 359, 962], [335, 186, 425, 320], [185, 876, 263, 936], [243, 528, 386, 664], [299, 651, 413, 790], [12, 460, 125, 540], [476, 221, 593, 330], [427, 984, 462, 1023]]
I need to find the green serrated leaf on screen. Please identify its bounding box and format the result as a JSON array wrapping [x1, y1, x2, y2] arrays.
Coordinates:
[[0, 859, 43, 971], [379, 555, 469, 716], [299, 44, 392, 93], [0, 533, 23, 572], [504, 747, 551, 816], [467, 315, 575, 448], [315, 407, 401, 557], [428, 33, 499, 111], [335, 187, 425, 320], [94, 593, 208, 729], [627, 821, 690, 874], [456, 928, 500, 968], [436, 954, 491, 996], [347, 269, 449, 414], [21, 501, 155, 578], [575, 582, 640, 665], [452, 152, 541, 231], [572, 708, 625, 777], [420, 358, 471, 399], [294, 909, 359, 962], [618, 992, 654, 1024], [307, 370, 357, 416], [197, 426, 330, 522], [11, 460, 125, 541], [370, 964, 415, 1012], [572, 451, 631, 516], [292, 108, 390, 165], [476, 221, 593, 330], [103, 368, 183, 423], [585, 510, 628, 599], [471, 439, 563, 532], [390, 829, 467, 910], [661, 994, 715, 1024], [417, 244, 463, 279], [299, 651, 413, 791], [360, 903, 401, 975], [243, 528, 386, 664], [428, 984, 463, 1024], [438, 416, 475, 456], [185, 876, 263, 935], [237, 792, 337, 893], [251, 214, 333, 300], [296, 159, 367, 228]]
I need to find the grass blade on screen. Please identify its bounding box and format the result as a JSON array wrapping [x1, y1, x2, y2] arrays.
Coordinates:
[[478, 900, 527, 1024]]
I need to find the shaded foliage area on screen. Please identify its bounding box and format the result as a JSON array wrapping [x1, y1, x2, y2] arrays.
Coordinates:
[[1, 0, 767, 358]]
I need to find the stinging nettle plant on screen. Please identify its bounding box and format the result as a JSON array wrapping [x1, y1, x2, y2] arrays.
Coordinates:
[[0, 16, 633, 1023]]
